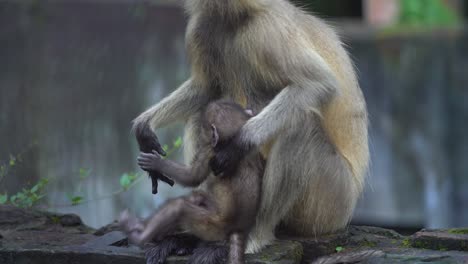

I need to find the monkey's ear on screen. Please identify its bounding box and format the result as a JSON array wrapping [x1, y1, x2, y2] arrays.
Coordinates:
[[211, 124, 219, 147], [245, 109, 254, 117]]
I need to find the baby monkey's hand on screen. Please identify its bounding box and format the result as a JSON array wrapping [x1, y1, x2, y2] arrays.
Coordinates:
[[138, 150, 164, 172]]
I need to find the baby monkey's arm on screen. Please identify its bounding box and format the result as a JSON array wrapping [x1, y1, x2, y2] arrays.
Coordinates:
[[138, 150, 210, 187]]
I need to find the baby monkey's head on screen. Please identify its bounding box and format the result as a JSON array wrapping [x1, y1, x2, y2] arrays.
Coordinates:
[[203, 100, 253, 147]]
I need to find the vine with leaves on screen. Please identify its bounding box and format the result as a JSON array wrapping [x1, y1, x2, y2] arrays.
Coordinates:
[[0, 137, 182, 208]]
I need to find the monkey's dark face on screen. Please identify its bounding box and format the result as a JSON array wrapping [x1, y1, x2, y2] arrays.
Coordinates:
[[204, 101, 253, 147], [210, 111, 249, 147]]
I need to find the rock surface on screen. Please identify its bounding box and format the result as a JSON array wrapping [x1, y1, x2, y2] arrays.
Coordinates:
[[0, 206, 302, 264], [1, 205, 468, 263]]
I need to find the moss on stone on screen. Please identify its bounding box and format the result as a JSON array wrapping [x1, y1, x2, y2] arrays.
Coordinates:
[[293, 245, 303, 259], [412, 240, 430, 249], [448, 228, 468, 235], [401, 238, 411, 248], [361, 239, 377, 248]]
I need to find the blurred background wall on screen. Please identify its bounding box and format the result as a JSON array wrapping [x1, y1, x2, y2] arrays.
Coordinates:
[[1, 0, 467, 231]]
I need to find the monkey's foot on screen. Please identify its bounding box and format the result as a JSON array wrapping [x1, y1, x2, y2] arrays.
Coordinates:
[[245, 231, 275, 254], [119, 210, 144, 234], [145, 234, 199, 264], [187, 244, 228, 264]]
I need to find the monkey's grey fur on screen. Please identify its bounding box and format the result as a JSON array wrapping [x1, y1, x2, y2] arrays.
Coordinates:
[[133, 0, 369, 253]]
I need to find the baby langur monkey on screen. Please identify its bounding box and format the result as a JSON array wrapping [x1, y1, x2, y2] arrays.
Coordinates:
[[120, 100, 264, 264]]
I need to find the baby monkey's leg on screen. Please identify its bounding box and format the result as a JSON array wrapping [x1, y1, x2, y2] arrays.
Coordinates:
[[119, 199, 184, 246], [228, 232, 246, 264], [124, 193, 217, 246], [118, 210, 147, 245], [133, 198, 188, 245], [119, 210, 145, 233]]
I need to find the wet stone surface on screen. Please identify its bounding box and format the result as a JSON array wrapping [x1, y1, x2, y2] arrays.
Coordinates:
[[1, 206, 468, 263], [0, 206, 302, 264]]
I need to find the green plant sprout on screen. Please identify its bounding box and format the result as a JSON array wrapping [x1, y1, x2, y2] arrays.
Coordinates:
[[64, 168, 92, 206], [0, 141, 37, 184], [162, 137, 183, 158], [6, 178, 50, 208]]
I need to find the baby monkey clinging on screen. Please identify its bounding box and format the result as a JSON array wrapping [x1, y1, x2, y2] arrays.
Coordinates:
[[120, 100, 264, 264]]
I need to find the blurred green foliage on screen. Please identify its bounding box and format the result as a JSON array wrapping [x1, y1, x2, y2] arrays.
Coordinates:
[[399, 0, 460, 27]]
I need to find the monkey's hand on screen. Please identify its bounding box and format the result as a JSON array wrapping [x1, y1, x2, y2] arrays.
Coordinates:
[[134, 122, 167, 156], [134, 122, 174, 193], [210, 134, 251, 176], [138, 151, 164, 173]]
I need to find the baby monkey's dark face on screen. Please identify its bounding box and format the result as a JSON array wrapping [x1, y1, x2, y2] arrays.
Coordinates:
[[204, 100, 253, 147]]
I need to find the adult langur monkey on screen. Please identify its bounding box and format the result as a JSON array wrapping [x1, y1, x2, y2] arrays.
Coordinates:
[[133, 0, 369, 254]]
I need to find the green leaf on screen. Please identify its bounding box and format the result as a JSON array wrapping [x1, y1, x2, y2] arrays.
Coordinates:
[[119, 172, 140, 190], [30, 184, 39, 193], [173, 137, 183, 148], [38, 178, 50, 186], [0, 165, 6, 177], [79, 168, 91, 180], [71, 196, 84, 206], [25, 198, 33, 207], [335, 246, 344, 253], [162, 144, 169, 152], [66, 193, 84, 206], [0, 194, 7, 204], [30, 193, 38, 201], [9, 155, 16, 166], [51, 216, 60, 224], [120, 173, 132, 189], [17, 192, 26, 200]]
